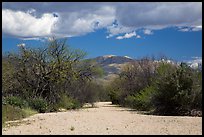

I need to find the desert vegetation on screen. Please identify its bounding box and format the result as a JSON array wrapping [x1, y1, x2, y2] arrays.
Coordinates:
[[2, 38, 106, 125], [2, 38, 202, 128], [108, 57, 202, 116]]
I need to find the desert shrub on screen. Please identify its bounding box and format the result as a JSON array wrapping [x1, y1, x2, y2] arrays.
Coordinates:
[[2, 38, 103, 113], [57, 95, 81, 110], [108, 90, 120, 104], [108, 58, 158, 106], [71, 99, 81, 109], [2, 104, 27, 126], [124, 95, 135, 108], [97, 85, 110, 101], [151, 63, 202, 115], [190, 70, 202, 111], [2, 104, 38, 127], [5, 96, 29, 109], [107, 77, 125, 105], [29, 98, 48, 113], [124, 86, 155, 111]]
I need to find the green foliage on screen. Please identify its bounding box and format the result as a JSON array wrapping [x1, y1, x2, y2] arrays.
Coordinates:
[[190, 71, 202, 110], [29, 98, 48, 113], [108, 58, 202, 116], [2, 38, 103, 114], [108, 58, 157, 106], [2, 104, 27, 126], [108, 78, 123, 104], [97, 85, 110, 101], [152, 63, 202, 115], [124, 95, 135, 108], [5, 96, 29, 109], [2, 59, 16, 96], [2, 104, 38, 127], [57, 95, 81, 110], [108, 89, 120, 105], [22, 107, 38, 116], [124, 86, 155, 111]]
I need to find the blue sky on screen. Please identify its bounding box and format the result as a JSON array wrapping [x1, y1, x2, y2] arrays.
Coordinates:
[[2, 2, 202, 63]]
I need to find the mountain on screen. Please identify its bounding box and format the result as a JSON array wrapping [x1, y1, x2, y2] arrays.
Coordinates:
[[91, 55, 202, 84], [94, 55, 134, 75], [95, 55, 134, 66], [91, 55, 135, 84]]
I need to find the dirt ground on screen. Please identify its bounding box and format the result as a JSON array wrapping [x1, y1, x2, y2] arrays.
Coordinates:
[[2, 102, 202, 135]]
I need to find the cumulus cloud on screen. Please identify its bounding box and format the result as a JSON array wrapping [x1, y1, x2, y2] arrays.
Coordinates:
[[17, 43, 25, 47], [192, 25, 202, 31], [178, 25, 202, 32], [116, 31, 140, 40], [111, 2, 202, 36], [2, 2, 202, 39], [115, 2, 201, 28], [2, 5, 115, 38], [106, 22, 134, 38], [179, 27, 191, 32], [52, 6, 115, 37], [189, 57, 202, 63], [136, 35, 141, 38], [2, 9, 58, 38], [143, 29, 153, 35], [187, 57, 202, 68]]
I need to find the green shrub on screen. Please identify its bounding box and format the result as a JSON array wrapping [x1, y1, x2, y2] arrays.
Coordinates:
[[5, 96, 28, 108], [151, 63, 202, 115], [124, 86, 155, 111], [71, 99, 81, 109], [2, 104, 38, 127], [57, 95, 81, 110], [108, 89, 120, 104], [29, 98, 48, 113], [2, 104, 27, 126], [124, 95, 135, 108], [46, 104, 59, 112]]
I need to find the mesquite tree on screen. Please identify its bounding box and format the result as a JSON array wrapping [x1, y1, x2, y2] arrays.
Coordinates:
[[2, 38, 101, 105]]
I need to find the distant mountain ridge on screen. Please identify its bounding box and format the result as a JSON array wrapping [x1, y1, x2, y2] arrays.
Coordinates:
[[91, 55, 202, 84], [94, 55, 134, 66], [94, 55, 134, 75], [90, 55, 135, 84]]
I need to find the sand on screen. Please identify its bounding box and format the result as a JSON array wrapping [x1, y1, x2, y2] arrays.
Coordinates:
[[2, 102, 202, 135]]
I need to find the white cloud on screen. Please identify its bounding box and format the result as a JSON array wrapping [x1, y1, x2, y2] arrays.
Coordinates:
[[2, 2, 202, 39], [26, 8, 36, 16], [22, 37, 40, 40], [124, 56, 132, 59], [2, 6, 115, 38], [116, 36, 123, 40], [192, 25, 202, 31], [17, 43, 25, 47], [189, 57, 202, 63], [179, 27, 191, 32], [136, 35, 141, 38], [179, 25, 202, 32], [111, 2, 202, 36], [116, 2, 201, 29], [106, 23, 134, 38], [186, 57, 202, 68], [143, 29, 153, 35], [53, 6, 115, 37], [2, 9, 58, 38], [116, 31, 138, 40]]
